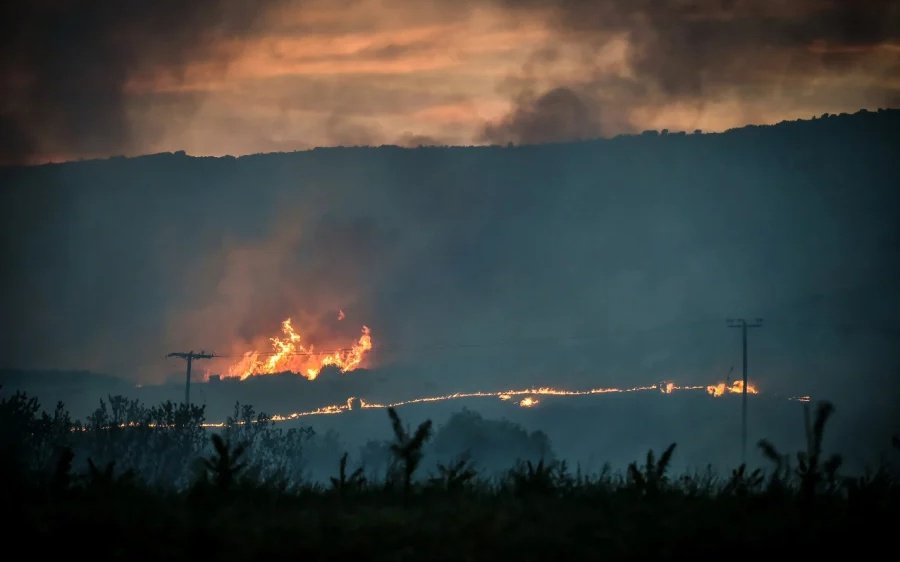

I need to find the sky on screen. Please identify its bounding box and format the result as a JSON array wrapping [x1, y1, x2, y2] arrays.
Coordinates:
[[2, 0, 898, 164]]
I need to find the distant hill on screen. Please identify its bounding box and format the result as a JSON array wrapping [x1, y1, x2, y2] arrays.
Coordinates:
[[1, 108, 898, 415], [0, 368, 130, 415]]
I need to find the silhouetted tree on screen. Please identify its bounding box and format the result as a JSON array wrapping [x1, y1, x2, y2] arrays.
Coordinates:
[[721, 464, 764, 497], [330, 452, 366, 496], [82, 396, 206, 486], [758, 400, 842, 502], [797, 401, 842, 502], [203, 434, 247, 491], [627, 443, 676, 497], [0, 389, 74, 484], [507, 458, 570, 496], [0, 390, 42, 476], [51, 446, 74, 495], [429, 454, 477, 492], [387, 407, 432, 495], [431, 408, 554, 474], [757, 438, 792, 497]]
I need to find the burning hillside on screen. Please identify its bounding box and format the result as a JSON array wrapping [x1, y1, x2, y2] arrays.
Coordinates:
[[226, 317, 373, 380], [195, 378, 767, 427]]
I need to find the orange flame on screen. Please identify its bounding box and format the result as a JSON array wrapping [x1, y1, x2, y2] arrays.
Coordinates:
[[227, 317, 372, 380], [706, 379, 758, 397], [196, 380, 776, 427]]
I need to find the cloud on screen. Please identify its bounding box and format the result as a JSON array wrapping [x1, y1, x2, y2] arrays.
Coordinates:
[[0, 0, 284, 164], [484, 0, 900, 138], [1, 0, 898, 163]]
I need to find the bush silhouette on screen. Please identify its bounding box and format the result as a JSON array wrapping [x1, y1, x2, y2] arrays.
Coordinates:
[[429, 454, 477, 492], [721, 464, 764, 497], [757, 437, 792, 496], [797, 401, 842, 501], [203, 434, 247, 491], [387, 407, 432, 495], [330, 452, 366, 495], [51, 446, 74, 494], [507, 458, 569, 496], [627, 443, 676, 497], [758, 400, 842, 503], [1, 387, 899, 559]]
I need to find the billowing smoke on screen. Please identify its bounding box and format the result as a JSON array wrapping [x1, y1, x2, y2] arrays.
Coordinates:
[[3, 1, 898, 160], [0, 0, 283, 164], [482, 87, 603, 144], [483, 0, 900, 143]]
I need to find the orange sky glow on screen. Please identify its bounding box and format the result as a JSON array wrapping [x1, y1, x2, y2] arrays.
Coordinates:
[[4, 0, 898, 164]]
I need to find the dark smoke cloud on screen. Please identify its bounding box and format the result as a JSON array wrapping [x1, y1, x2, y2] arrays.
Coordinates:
[[0, 0, 282, 164], [547, 0, 899, 93], [482, 87, 602, 144], [484, 0, 900, 143], [3, 0, 898, 157]]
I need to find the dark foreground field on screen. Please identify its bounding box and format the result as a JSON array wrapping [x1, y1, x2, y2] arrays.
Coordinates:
[[9, 478, 898, 561], [3, 390, 898, 561]]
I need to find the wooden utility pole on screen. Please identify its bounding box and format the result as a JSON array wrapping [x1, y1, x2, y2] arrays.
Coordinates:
[[167, 350, 215, 406], [726, 318, 763, 463]]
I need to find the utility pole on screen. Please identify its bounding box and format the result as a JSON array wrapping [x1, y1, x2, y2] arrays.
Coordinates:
[[167, 350, 215, 407], [726, 318, 763, 464]]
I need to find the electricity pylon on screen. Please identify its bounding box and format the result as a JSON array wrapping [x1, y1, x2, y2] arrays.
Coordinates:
[[167, 350, 215, 407], [726, 318, 763, 463]]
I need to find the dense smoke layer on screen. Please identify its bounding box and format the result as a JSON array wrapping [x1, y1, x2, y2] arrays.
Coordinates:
[[2, 1, 897, 162], [0, 0, 282, 163]]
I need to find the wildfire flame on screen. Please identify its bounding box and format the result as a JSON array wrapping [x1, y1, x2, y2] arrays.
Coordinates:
[[227, 317, 372, 380], [706, 379, 758, 397], [199, 380, 773, 427]]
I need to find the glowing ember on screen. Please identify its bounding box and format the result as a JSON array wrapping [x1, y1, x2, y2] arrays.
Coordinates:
[[706, 379, 758, 397], [197, 379, 770, 427], [227, 317, 373, 380], [197, 381, 768, 428]]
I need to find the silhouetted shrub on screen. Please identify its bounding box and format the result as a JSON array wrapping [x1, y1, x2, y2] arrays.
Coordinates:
[[431, 408, 554, 475], [202, 434, 247, 492], [387, 407, 433, 495], [627, 443, 676, 497]]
